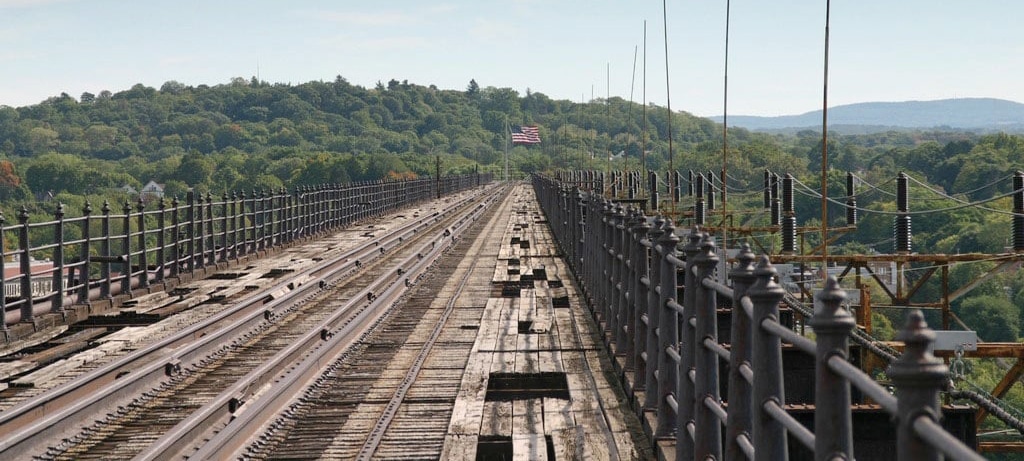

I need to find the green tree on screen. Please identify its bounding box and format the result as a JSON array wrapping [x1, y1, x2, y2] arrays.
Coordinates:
[[956, 295, 1019, 342], [175, 153, 215, 186], [27, 126, 59, 154]]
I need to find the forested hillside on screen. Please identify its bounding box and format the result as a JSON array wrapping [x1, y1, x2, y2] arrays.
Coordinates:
[[3, 76, 1024, 346], [5, 76, 1024, 435]]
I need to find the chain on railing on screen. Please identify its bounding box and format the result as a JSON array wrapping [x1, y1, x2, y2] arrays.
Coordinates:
[[0, 173, 491, 332], [533, 173, 983, 461]]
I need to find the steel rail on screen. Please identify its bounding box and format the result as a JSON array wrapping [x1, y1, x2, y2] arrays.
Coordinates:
[[353, 185, 508, 460], [0, 187, 493, 459], [181, 185, 502, 460]]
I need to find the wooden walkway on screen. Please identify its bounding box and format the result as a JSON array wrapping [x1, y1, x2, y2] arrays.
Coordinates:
[[440, 186, 648, 460]]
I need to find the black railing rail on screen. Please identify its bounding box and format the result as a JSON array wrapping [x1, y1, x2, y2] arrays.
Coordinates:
[[0, 174, 490, 332], [533, 173, 982, 461]]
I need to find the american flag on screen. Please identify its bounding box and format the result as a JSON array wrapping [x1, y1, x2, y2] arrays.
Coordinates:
[[511, 125, 541, 145]]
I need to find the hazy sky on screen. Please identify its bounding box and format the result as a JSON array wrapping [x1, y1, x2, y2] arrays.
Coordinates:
[[1, 0, 1022, 116]]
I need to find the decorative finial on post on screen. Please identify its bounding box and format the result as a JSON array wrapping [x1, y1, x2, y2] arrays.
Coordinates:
[[732, 243, 755, 277], [809, 276, 855, 459], [887, 309, 948, 461], [748, 255, 788, 459], [695, 234, 719, 267]]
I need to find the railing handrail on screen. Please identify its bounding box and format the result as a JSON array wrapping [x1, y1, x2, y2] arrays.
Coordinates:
[[531, 172, 984, 461], [0, 173, 492, 329]]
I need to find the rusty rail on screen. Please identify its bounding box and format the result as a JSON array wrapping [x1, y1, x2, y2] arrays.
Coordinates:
[[0, 185, 494, 458], [0, 173, 490, 331]]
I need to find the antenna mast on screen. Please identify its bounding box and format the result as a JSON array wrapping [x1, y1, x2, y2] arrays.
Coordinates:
[[821, 0, 832, 277], [662, 0, 675, 207], [642, 21, 648, 196], [628, 45, 638, 176], [721, 0, 731, 250]]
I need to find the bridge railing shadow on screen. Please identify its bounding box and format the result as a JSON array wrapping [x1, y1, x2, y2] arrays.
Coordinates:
[[533, 173, 982, 461]]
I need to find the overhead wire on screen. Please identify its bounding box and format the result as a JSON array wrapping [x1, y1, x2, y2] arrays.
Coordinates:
[[790, 175, 1023, 217]]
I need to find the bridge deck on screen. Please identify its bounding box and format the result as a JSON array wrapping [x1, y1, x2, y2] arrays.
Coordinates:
[[436, 186, 648, 460], [0, 184, 651, 460]]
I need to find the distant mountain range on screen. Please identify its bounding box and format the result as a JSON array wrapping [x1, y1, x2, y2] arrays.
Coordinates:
[[711, 98, 1024, 132]]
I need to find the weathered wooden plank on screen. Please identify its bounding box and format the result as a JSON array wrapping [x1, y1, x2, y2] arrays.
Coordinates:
[[550, 426, 585, 461], [538, 349, 563, 374], [512, 398, 547, 461], [481, 400, 513, 437], [513, 434, 548, 461], [583, 431, 619, 461], [542, 397, 574, 433], [440, 434, 478, 461]]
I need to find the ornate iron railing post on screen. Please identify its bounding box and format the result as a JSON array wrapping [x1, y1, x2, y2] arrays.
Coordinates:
[[249, 189, 260, 246], [810, 276, 855, 460], [612, 205, 628, 353], [169, 198, 180, 278], [220, 193, 229, 262], [694, 235, 722, 460], [301, 186, 310, 237], [121, 200, 132, 297], [602, 201, 615, 329], [575, 189, 586, 276], [205, 193, 215, 265], [155, 198, 165, 283], [137, 198, 148, 289], [254, 189, 264, 251], [585, 195, 596, 308], [643, 217, 665, 409], [279, 188, 289, 245], [580, 195, 594, 306], [599, 201, 614, 325], [632, 213, 651, 388], [186, 191, 196, 272], [79, 203, 92, 302], [622, 211, 647, 372], [655, 220, 680, 438], [228, 192, 239, 258], [749, 256, 788, 460], [194, 192, 205, 268], [51, 203, 66, 313], [677, 227, 703, 460], [17, 207, 32, 322], [725, 244, 756, 461], [618, 208, 634, 356], [888, 310, 948, 461]]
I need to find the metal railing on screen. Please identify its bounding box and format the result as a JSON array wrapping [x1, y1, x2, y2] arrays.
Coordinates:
[[0, 173, 490, 332], [533, 173, 982, 461]]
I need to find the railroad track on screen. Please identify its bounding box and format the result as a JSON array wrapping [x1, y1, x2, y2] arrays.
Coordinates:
[[0, 183, 509, 460], [241, 181, 521, 460]]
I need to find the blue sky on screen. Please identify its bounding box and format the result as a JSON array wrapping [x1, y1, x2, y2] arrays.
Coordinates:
[[1, 0, 1022, 117]]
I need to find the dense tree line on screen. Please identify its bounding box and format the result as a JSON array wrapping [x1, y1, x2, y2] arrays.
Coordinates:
[[2, 75, 1024, 344]]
